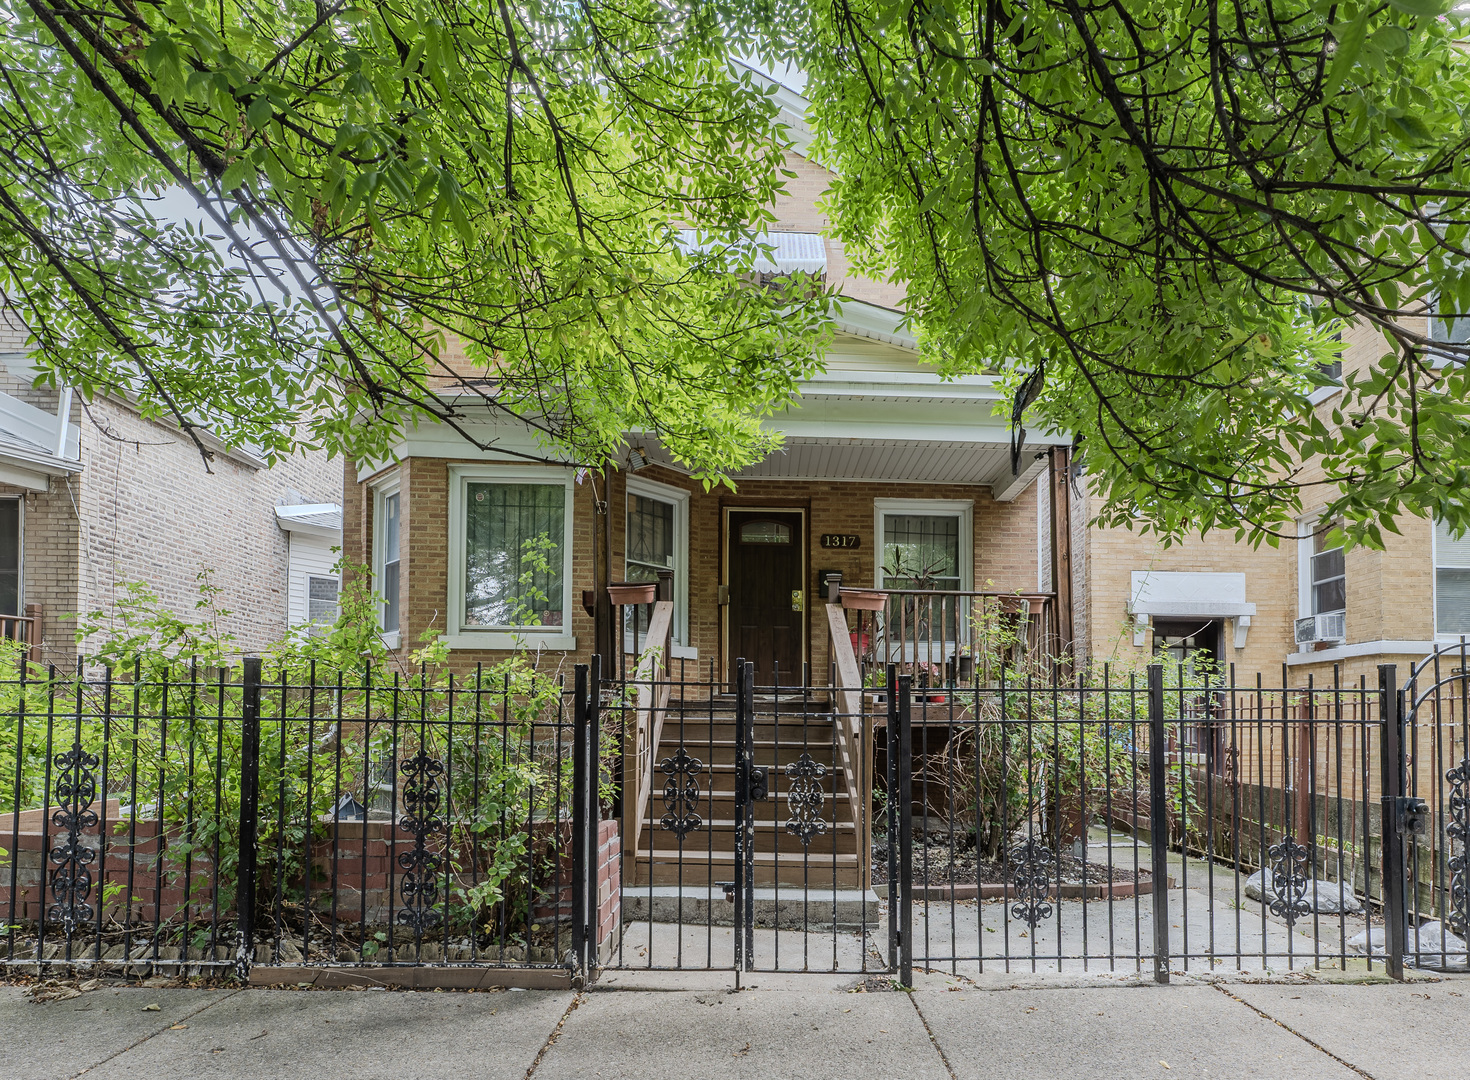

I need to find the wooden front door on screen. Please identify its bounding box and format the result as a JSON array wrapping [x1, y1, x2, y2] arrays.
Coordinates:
[[726, 509, 805, 687]]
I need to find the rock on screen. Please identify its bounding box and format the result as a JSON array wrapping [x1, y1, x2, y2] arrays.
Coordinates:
[[275, 939, 303, 963], [1244, 870, 1363, 914], [1345, 921, 1468, 965], [102, 944, 126, 961]]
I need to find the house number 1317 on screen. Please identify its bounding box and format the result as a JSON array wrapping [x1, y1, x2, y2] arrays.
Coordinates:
[[820, 534, 861, 549]]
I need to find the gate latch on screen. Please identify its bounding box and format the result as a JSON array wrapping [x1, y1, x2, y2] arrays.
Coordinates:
[[1395, 796, 1430, 837], [749, 766, 769, 801]]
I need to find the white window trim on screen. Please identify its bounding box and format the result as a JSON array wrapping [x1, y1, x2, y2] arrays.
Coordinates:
[[873, 498, 974, 591], [873, 498, 974, 661], [1432, 516, 1470, 643], [444, 464, 577, 651], [1295, 516, 1313, 623], [625, 474, 695, 659], [371, 474, 401, 650]]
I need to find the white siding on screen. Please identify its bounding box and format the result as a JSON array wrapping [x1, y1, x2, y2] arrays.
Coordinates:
[[286, 533, 339, 630]]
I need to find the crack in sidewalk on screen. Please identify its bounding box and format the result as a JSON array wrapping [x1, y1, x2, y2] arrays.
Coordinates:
[[907, 993, 959, 1080], [1212, 982, 1378, 1080], [67, 987, 243, 1079], [523, 991, 584, 1079]]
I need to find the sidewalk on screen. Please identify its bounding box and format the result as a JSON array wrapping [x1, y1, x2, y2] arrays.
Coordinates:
[[6, 970, 1468, 1080]]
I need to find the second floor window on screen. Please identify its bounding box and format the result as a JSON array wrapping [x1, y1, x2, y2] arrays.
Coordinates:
[[1436, 517, 1470, 636], [1311, 526, 1345, 616]]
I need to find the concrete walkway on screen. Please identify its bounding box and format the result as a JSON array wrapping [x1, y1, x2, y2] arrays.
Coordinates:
[[6, 970, 1469, 1080]]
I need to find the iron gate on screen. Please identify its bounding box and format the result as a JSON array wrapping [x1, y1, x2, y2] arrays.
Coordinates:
[[605, 658, 885, 974]]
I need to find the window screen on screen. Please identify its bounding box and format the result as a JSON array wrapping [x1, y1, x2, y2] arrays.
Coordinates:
[[0, 500, 17, 616], [1437, 518, 1470, 636], [464, 482, 565, 628], [380, 491, 400, 634], [1310, 526, 1345, 616], [881, 514, 960, 589], [308, 575, 339, 631]]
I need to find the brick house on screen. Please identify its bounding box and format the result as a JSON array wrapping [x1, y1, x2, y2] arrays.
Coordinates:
[[0, 316, 344, 663], [340, 75, 1075, 685], [1075, 312, 1450, 687]]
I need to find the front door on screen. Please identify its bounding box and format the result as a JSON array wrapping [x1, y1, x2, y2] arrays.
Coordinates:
[[726, 509, 805, 686]]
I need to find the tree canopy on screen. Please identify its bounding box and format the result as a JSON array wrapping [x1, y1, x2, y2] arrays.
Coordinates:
[[6, 0, 1470, 541], [782, 0, 1470, 545], [0, 0, 827, 478]]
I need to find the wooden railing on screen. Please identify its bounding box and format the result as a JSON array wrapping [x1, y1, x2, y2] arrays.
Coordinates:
[[824, 604, 865, 835], [830, 577, 1057, 687], [0, 614, 33, 646], [626, 598, 674, 861]]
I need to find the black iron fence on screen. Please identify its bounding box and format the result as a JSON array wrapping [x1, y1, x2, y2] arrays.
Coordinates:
[[602, 658, 882, 974], [2, 657, 601, 979], [884, 659, 1468, 981], [5, 649, 1467, 983]]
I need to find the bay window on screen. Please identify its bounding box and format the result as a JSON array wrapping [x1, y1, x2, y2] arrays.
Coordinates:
[[447, 466, 576, 649]]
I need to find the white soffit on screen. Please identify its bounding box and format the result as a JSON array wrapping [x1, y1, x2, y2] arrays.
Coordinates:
[[1128, 571, 1257, 618], [276, 503, 344, 538]]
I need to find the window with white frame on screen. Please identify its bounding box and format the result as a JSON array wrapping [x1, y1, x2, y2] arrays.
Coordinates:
[[1311, 527, 1346, 616], [448, 466, 575, 644], [0, 498, 19, 616], [1436, 517, 1470, 637], [874, 499, 972, 654], [373, 481, 401, 637], [308, 575, 340, 631], [625, 476, 689, 648], [1298, 518, 1345, 621]]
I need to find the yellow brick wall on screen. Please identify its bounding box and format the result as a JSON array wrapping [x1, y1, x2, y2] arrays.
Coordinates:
[[348, 458, 1042, 679]]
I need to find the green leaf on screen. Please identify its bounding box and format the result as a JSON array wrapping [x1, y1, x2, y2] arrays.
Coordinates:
[[1386, 111, 1435, 143], [245, 94, 272, 130], [1324, 6, 1370, 97], [1386, 0, 1451, 16]]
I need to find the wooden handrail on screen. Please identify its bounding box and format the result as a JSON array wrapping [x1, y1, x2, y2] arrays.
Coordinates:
[[628, 599, 674, 858], [824, 604, 864, 833]]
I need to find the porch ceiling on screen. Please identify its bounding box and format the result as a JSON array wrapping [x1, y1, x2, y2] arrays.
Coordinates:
[[639, 434, 1056, 498]]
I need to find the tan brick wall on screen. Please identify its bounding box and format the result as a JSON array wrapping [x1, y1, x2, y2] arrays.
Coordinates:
[[1076, 307, 1440, 678], [769, 151, 904, 311], [361, 456, 1042, 679]]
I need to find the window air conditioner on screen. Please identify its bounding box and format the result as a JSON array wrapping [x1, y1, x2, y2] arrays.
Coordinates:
[[1294, 612, 1346, 645]]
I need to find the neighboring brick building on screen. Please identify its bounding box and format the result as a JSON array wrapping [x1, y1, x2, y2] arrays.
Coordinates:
[[0, 315, 344, 662], [1073, 314, 1449, 686]]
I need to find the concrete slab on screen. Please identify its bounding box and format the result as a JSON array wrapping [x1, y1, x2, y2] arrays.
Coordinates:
[[609, 918, 881, 976], [81, 986, 572, 1080], [0, 986, 233, 1080], [914, 984, 1364, 1079], [1229, 982, 1470, 1080], [536, 988, 950, 1080], [621, 886, 882, 931]]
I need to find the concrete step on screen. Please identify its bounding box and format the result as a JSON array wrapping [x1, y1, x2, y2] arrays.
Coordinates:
[[621, 885, 882, 931]]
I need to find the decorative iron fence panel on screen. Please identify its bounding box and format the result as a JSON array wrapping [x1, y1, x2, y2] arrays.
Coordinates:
[[3, 658, 600, 978], [887, 659, 1469, 980]]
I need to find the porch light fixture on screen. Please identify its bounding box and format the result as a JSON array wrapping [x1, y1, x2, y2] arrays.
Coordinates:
[[627, 446, 650, 472]]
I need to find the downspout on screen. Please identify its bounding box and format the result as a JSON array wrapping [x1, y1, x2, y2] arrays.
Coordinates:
[[594, 461, 613, 675], [54, 385, 74, 458], [1048, 446, 1075, 664]]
